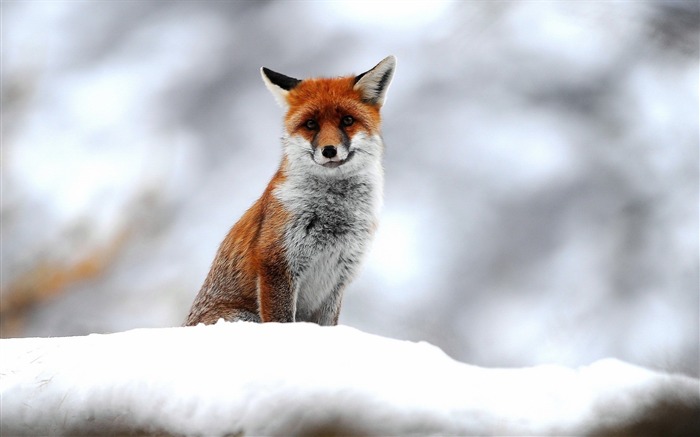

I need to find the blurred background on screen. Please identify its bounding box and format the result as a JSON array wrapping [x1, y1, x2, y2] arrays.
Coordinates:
[[2, 1, 698, 376]]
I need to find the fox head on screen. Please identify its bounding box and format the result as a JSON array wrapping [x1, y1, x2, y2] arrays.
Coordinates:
[[261, 56, 396, 174]]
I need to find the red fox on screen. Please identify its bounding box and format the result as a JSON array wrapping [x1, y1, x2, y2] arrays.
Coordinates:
[[185, 56, 396, 326]]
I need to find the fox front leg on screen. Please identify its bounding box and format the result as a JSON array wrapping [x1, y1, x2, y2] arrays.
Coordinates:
[[257, 264, 296, 323], [311, 287, 344, 326]]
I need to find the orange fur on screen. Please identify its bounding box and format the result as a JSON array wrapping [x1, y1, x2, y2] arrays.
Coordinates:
[[285, 77, 382, 139], [186, 167, 291, 324]]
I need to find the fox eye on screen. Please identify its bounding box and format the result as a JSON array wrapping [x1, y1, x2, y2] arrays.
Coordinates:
[[305, 119, 318, 130], [341, 115, 354, 127]]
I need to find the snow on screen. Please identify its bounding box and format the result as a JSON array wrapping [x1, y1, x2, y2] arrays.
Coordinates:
[[2, 322, 698, 436]]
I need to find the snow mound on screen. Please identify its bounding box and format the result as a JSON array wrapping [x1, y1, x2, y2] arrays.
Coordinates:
[[1, 322, 698, 436]]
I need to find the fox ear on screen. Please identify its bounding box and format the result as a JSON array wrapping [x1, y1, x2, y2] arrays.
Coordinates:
[[261, 67, 301, 108], [353, 55, 396, 107]]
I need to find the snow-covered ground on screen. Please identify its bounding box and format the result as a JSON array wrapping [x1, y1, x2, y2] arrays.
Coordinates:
[[2, 1, 698, 376], [1, 322, 698, 436]]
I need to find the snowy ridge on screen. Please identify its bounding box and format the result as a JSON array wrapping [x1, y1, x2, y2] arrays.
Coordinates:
[[1, 322, 698, 436]]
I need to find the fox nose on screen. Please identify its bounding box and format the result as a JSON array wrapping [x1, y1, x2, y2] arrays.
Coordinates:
[[322, 145, 337, 159]]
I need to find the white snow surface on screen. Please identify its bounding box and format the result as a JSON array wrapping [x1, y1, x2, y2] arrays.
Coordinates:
[[1, 322, 698, 436]]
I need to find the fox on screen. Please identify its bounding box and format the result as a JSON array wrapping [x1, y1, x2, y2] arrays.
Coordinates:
[[185, 56, 396, 326]]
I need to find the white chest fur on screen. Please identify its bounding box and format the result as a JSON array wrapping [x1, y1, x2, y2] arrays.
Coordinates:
[[273, 141, 384, 320]]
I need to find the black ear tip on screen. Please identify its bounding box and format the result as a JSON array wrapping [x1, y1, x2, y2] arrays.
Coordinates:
[[261, 67, 301, 91]]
